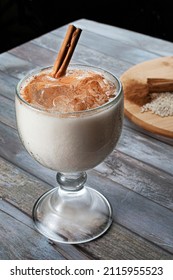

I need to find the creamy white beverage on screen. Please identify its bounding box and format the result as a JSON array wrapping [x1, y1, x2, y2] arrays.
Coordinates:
[[15, 64, 123, 172]]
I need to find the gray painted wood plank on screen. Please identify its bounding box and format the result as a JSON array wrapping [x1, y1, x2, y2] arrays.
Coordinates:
[[0, 202, 65, 260], [51, 25, 159, 65], [81, 223, 173, 260], [86, 170, 173, 254], [1, 131, 173, 255], [0, 52, 37, 79], [0, 159, 92, 260], [9, 43, 57, 67], [0, 71, 18, 101], [71, 19, 173, 57], [8, 40, 132, 78], [124, 117, 173, 146], [0, 95, 16, 128], [1, 157, 172, 259], [96, 150, 173, 210], [117, 127, 173, 176]]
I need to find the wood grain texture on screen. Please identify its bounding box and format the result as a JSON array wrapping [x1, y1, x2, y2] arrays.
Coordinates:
[[121, 56, 173, 138], [0, 121, 173, 257], [0, 95, 16, 128], [0, 18, 173, 259], [0, 203, 65, 260], [0, 52, 35, 79], [52, 25, 159, 65], [9, 42, 57, 67], [72, 19, 173, 57], [1, 157, 172, 260], [0, 157, 92, 260], [0, 71, 18, 101]]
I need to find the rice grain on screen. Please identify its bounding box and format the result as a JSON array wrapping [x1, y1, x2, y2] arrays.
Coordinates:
[[141, 92, 173, 117]]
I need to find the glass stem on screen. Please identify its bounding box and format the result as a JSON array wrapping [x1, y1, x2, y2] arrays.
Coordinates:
[[56, 171, 87, 192]]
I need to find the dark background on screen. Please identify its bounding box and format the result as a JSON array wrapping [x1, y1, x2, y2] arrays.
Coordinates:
[[0, 0, 173, 53]]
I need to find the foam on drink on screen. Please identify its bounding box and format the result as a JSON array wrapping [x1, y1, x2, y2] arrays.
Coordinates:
[[21, 68, 117, 112]]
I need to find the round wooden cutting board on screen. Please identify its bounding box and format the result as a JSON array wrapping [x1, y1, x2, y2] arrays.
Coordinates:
[[120, 56, 173, 138]]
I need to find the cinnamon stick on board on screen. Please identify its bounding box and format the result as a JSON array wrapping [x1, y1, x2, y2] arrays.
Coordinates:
[[52, 25, 82, 78], [147, 78, 173, 93]]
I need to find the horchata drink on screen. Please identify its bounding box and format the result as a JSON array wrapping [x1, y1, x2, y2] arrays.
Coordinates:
[[15, 64, 123, 173], [15, 24, 124, 244], [15, 62, 123, 244]]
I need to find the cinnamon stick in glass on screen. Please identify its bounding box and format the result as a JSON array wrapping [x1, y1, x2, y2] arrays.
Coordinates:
[[52, 24, 82, 78]]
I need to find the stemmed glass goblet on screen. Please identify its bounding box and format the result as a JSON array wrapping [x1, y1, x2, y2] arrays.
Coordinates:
[[15, 64, 124, 244]]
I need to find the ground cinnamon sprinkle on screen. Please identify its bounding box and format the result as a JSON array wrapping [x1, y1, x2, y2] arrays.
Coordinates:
[[123, 79, 151, 106], [21, 68, 116, 112], [123, 78, 173, 117]]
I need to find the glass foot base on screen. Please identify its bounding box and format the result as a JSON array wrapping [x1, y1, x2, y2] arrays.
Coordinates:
[[32, 186, 113, 244]]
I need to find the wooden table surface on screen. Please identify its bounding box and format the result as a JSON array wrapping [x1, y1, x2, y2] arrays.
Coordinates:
[[1, 18, 173, 260]]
